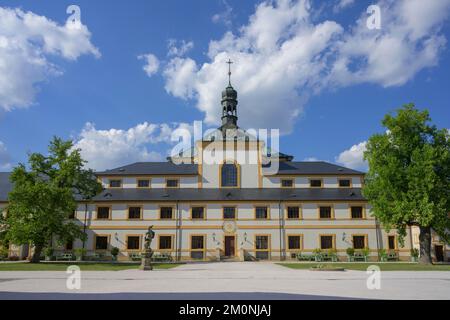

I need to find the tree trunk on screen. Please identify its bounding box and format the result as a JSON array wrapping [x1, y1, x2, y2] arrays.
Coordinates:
[[418, 226, 432, 265], [30, 245, 43, 263]]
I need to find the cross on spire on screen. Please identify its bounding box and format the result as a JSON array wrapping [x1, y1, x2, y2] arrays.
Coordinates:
[[226, 58, 233, 86]]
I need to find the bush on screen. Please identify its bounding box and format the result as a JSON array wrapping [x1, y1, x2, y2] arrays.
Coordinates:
[[346, 248, 355, 256], [8, 255, 20, 261], [43, 247, 54, 257], [111, 247, 119, 257], [411, 248, 419, 258], [378, 248, 387, 257], [328, 248, 337, 255], [362, 247, 370, 257], [312, 248, 322, 255], [0, 247, 8, 260], [74, 248, 86, 258]]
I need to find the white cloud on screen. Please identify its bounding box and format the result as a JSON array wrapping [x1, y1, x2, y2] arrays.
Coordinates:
[[159, 0, 450, 134], [333, 0, 355, 13], [212, 0, 233, 28], [0, 7, 100, 111], [335, 141, 367, 170], [167, 39, 194, 57], [73, 122, 192, 171], [138, 53, 160, 77], [0, 141, 12, 171], [303, 157, 320, 161]]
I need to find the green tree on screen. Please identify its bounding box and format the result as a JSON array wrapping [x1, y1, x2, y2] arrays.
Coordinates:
[[5, 137, 102, 263], [363, 104, 450, 264]]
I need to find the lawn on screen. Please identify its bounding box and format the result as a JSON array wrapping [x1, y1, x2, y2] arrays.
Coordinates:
[[0, 262, 181, 271], [278, 262, 450, 271]]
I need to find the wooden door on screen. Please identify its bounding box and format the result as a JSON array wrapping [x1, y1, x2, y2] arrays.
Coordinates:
[[224, 236, 235, 257]]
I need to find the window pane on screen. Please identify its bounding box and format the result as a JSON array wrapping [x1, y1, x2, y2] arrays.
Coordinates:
[[255, 236, 269, 250], [97, 207, 110, 219], [137, 179, 150, 188], [159, 236, 172, 250], [128, 207, 141, 219], [95, 236, 108, 250], [221, 163, 238, 187], [160, 207, 173, 219], [281, 179, 293, 187], [388, 236, 396, 250], [287, 207, 300, 219], [351, 206, 363, 219], [127, 236, 140, 250], [191, 236, 204, 250], [353, 236, 365, 249], [310, 179, 322, 187], [109, 180, 122, 188], [255, 207, 268, 219], [288, 236, 301, 250], [166, 179, 179, 188], [191, 207, 205, 219], [319, 207, 332, 219], [339, 179, 351, 187], [320, 236, 333, 249], [223, 207, 236, 219]]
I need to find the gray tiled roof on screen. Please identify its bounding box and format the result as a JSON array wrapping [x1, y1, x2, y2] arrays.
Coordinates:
[[87, 187, 365, 202], [0, 172, 12, 202], [269, 161, 364, 175], [96, 162, 198, 176]]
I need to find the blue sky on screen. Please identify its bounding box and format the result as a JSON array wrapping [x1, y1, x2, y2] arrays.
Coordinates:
[[0, 0, 449, 171]]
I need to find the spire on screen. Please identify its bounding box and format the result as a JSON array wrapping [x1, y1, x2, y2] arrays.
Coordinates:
[[221, 59, 238, 128], [226, 59, 233, 86]]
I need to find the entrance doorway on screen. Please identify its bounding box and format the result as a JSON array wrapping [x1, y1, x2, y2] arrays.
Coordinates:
[[224, 236, 235, 257], [435, 245, 444, 262]]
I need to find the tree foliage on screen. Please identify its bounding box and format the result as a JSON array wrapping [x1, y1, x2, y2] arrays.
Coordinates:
[[363, 104, 450, 263], [5, 137, 102, 262]]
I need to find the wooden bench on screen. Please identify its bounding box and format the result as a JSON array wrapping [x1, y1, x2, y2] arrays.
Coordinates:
[[56, 253, 74, 261], [352, 252, 368, 262]]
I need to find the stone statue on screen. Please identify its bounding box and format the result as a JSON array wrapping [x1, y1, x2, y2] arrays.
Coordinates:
[[140, 226, 155, 271]]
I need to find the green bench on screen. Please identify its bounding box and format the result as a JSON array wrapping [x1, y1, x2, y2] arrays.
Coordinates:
[[152, 253, 172, 262], [316, 253, 338, 262], [387, 251, 399, 261], [56, 253, 74, 261], [349, 252, 368, 262], [129, 252, 142, 261]]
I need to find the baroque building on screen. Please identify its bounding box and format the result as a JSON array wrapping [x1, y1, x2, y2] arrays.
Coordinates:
[[1, 76, 447, 263]]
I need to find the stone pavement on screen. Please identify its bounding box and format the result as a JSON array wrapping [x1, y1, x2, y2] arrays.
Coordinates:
[[0, 262, 449, 299]]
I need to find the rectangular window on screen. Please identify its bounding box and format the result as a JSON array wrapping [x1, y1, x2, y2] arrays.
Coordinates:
[[281, 179, 294, 188], [159, 236, 172, 250], [127, 236, 140, 250], [166, 179, 179, 188], [310, 179, 322, 187], [255, 207, 268, 219], [223, 207, 236, 220], [95, 236, 108, 250], [137, 179, 150, 188], [191, 235, 205, 260], [353, 235, 366, 249], [339, 179, 351, 187], [319, 206, 332, 219], [255, 235, 269, 260], [109, 179, 122, 188], [160, 207, 173, 219], [128, 207, 142, 219], [191, 207, 205, 219], [388, 236, 396, 250], [288, 236, 301, 250], [66, 240, 73, 251], [97, 207, 110, 220], [287, 206, 300, 219], [351, 206, 364, 219], [320, 235, 334, 250]]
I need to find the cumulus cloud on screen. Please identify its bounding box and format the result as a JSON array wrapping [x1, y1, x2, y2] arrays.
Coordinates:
[[167, 39, 194, 57], [0, 141, 12, 171], [138, 53, 160, 77], [0, 7, 100, 111], [333, 0, 355, 13], [335, 141, 367, 170], [212, 0, 234, 28], [156, 0, 450, 133], [73, 122, 191, 171]]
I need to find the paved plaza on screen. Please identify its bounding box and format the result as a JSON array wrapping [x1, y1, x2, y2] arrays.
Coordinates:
[[0, 262, 449, 299]]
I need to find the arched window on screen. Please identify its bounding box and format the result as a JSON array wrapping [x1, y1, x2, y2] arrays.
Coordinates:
[[221, 162, 238, 187]]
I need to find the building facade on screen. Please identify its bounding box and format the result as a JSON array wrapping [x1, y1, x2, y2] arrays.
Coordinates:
[[1, 81, 448, 262]]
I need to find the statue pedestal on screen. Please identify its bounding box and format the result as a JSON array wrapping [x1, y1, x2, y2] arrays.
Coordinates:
[[139, 249, 153, 271]]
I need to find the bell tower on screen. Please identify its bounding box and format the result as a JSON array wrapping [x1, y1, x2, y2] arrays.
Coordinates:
[[221, 59, 238, 128]]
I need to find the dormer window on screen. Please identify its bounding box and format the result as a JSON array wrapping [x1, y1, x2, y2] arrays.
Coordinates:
[[109, 179, 122, 188], [221, 162, 238, 187]]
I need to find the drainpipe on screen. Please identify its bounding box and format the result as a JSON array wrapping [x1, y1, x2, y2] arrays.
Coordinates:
[[175, 200, 181, 262], [278, 200, 285, 261], [82, 202, 88, 250]]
